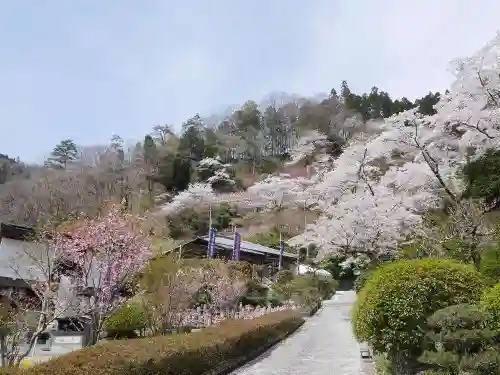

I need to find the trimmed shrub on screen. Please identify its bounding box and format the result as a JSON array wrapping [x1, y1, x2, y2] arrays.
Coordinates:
[[419, 304, 495, 374], [480, 283, 500, 333], [352, 259, 484, 363], [353, 268, 373, 293], [9, 310, 303, 375], [104, 302, 147, 339], [480, 245, 500, 285]]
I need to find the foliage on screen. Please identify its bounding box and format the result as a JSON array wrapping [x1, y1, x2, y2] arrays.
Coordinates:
[[166, 199, 239, 239], [44, 139, 78, 169], [237, 280, 279, 308], [352, 259, 484, 357], [462, 148, 500, 205], [480, 245, 500, 284], [271, 273, 336, 313], [245, 231, 294, 253], [353, 268, 374, 293], [140, 255, 204, 334], [419, 304, 496, 375], [479, 283, 500, 334], [0, 153, 29, 184], [374, 353, 392, 375], [339, 82, 440, 121], [275, 269, 294, 285], [104, 302, 147, 339], [9, 310, 303, 375]]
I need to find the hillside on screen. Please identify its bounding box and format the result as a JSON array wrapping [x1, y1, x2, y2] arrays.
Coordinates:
[[3, 35, 498, 267], [159, 34, 500, 265]]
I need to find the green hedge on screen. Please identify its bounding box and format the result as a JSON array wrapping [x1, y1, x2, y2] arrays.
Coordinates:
[[480, 283, 500, 333], [104, 301, 147, 339], [7, 310, 303, 375], [353, 268, 373, 293], [352, 258, 484, 355]]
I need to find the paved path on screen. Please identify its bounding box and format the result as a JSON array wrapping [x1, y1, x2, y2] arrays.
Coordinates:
[[230, 290, 374, 375]]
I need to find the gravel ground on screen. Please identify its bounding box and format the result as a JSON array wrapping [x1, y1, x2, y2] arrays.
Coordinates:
[[230, 290, 375, 375]]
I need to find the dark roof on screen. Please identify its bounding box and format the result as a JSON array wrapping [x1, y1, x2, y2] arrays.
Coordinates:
[[0, 275, 31, 288], [1, 223, 35, 241], [168, 234, 298, 259], [198, 235, 298, 259]]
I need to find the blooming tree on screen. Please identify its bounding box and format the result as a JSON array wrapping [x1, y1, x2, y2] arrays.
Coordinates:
[[47, 203, 152, 343], [161, 34, 500, 267], [289, 34, 500, 263], [196, 157, 236, 192], [158, 183, 216, 215]]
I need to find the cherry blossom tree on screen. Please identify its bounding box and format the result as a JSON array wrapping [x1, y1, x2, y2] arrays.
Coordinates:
[[289, 34, 500, 263], [46, 203, 152, 343]]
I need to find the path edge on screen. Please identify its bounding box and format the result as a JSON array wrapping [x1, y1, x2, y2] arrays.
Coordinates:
[[204, 319, 306, 375]]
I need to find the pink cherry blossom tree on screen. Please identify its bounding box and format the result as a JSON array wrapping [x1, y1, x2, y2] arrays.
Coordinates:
[[46, 203, 152, 343]]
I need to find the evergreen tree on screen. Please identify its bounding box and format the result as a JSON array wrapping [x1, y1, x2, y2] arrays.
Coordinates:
[[45, 139, 78, 169]]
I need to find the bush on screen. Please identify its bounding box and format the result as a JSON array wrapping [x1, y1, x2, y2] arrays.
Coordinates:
[[11, 310, 303, 375], [353, 268, 373, 293], [352, 259, 484, 357], [308, 275, 337, 300], [480, 283, 500, 333], [419, 304, 495, 374], [275, 269, 294, 285], [104, 302, 147, 339], [480, 245, 500, 284]]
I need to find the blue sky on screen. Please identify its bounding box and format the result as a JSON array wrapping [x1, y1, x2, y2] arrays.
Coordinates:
[[1, 1, 499, 163]]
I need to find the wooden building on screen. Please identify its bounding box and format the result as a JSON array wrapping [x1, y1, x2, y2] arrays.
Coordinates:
[[166, 234, 298, 276]]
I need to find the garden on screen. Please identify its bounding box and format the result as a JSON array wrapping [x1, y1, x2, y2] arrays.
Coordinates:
[[0, 203, 337, 374], [352, 254, 500, 375]]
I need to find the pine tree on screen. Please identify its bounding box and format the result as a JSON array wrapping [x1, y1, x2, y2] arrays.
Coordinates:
[[45, 139, 78, 169]]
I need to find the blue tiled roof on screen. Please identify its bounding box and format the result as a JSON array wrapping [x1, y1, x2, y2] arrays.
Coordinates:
[[199, 234, 298, 259]]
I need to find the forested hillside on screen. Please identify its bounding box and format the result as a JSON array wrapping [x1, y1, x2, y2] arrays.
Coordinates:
[[158, 34, 500, 271], [0, 79, 440, 233], [8, 30, 498, 273]]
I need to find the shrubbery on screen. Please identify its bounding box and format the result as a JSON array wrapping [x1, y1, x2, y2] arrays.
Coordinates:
[[6, 310, 303, 375], [353, 268, 373, 293], [419, 304, 497, 374], [271, 272, 337, 316], [480, 246, 500, 285], [352, 259, 484, 374], [480, 283, 500, 333], [104, 301, 147, 339]]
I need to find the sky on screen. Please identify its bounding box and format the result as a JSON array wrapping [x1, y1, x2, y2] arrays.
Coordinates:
[[1, 1, 499, 163]]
